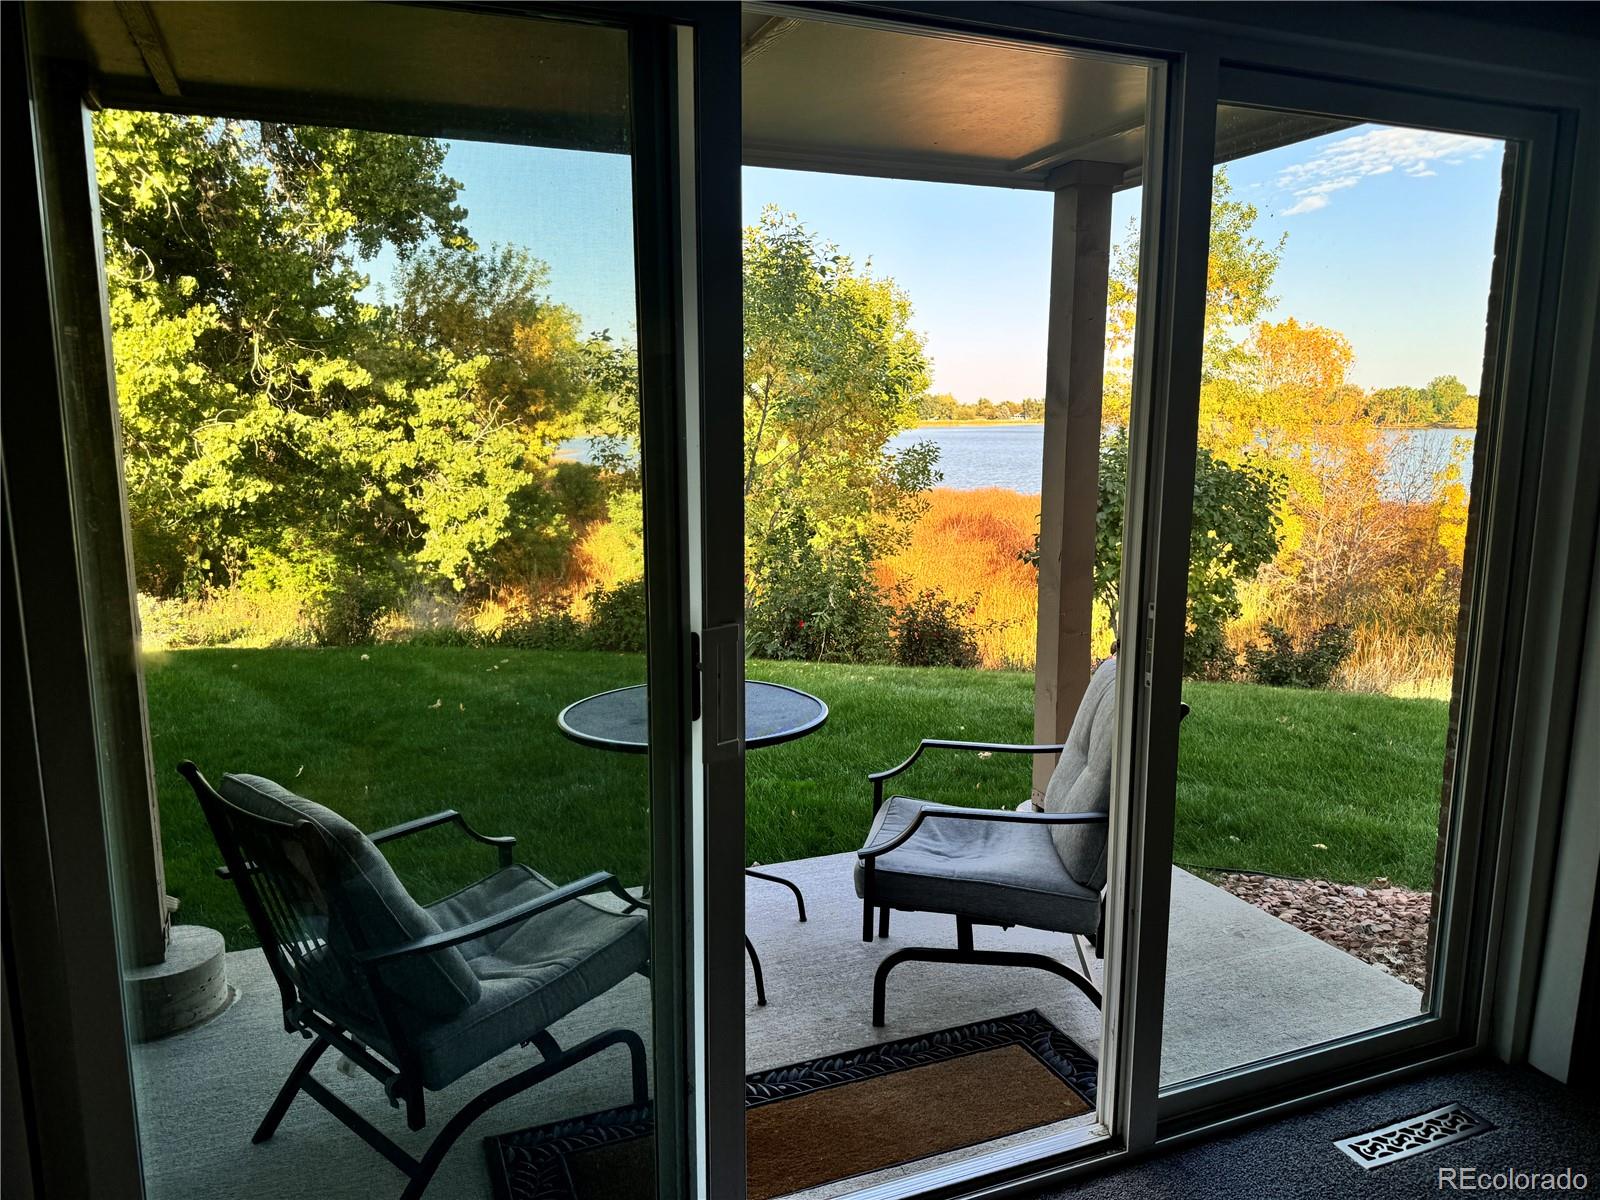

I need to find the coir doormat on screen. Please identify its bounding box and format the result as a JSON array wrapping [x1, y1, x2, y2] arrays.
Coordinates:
[[486, 1009, 1096, 1200]]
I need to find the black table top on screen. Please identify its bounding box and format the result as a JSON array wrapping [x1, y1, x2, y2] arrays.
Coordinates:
[[556, 679, 827, 753]]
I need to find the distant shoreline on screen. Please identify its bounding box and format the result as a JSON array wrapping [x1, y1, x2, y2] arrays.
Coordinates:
[[913, 419, 1043, 428], [911, 420, 1474, 432]]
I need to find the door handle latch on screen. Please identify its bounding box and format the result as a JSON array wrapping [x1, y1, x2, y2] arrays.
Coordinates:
[[698, 623, 744, 753]]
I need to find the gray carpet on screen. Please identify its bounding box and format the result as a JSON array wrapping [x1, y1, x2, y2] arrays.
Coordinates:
[[1037, 1062, 1600, 1199]]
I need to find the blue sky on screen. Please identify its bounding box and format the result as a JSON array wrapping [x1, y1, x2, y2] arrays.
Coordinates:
[[405, 123, 1504, 402]]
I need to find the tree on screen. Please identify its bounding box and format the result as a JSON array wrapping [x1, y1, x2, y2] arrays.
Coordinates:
[[1366, 385, 1430, 426], [1198, 317, 1359, 462], [1022, 430, 1284, 675], [389, 244, 606, 590], [1093, 431, 1285, 675], [743, 509, 892, 663], [1423, 374, 1475, 426], [95, 111, 603, 623], [741, 209, 938, 637], [1252, 317, 1354, 397], [1365, 375, 1477, 427], [1103, 166, 1287, 426]]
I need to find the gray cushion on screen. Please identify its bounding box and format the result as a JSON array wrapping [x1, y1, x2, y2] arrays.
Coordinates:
[[854, 796, 1100, 935], [1041, 656, 1119, 890], [406, 865, 649, 1089], [218, 774, 480, 1021]]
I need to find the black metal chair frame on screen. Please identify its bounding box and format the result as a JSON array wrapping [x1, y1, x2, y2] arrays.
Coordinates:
[[179, 762, 649, 1200], [860, 703, 1190, 1027], [742, 867, 807, 1006]]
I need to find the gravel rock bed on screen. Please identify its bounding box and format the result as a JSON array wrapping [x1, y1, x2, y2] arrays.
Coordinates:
[[1211, 871, 1434, 990]]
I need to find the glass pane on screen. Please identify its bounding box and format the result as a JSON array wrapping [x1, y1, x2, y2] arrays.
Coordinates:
[[739, 12, 1153, 1193], [83, 11, 665, 1199], [1160, 105, 1506, 1085]]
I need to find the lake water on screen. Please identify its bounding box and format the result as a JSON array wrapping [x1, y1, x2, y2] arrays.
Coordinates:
[[560, 424, 1474, 497], [887, 424, 1475, 497]]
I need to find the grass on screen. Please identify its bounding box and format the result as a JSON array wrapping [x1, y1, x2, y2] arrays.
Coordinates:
[[143, 647, 1449, 947]]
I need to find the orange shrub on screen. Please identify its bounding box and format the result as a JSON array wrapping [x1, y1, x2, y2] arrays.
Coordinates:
[[879, 488, 1043, 669]]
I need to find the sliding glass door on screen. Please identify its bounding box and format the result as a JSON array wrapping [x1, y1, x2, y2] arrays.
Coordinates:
[[18, 4, 742, 1197], [1151, 68, 1562, 1120], [732, 10, 1177, 1194]]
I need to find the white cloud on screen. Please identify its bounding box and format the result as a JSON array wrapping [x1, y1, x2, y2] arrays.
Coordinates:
[[1283, 194, 1329, 216], [1272, 126, 1497, 215]]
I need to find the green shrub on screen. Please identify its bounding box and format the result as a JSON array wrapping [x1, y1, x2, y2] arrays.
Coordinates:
[[747, 518, 890, 663], [399, 625, 481, 648], [585, 578, 648, 653], [493, 603, 587, 651], [1184, 617, 1239, 681], [307, 569, 396, 646], [1090, 431, 1285, 680], [1244, 621, 1355, 689], [893, 590, 980, 668]]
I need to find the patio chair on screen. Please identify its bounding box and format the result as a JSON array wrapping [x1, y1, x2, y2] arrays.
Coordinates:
[[856, 658, 1187, 1026], [178, 762, 649, 1200]]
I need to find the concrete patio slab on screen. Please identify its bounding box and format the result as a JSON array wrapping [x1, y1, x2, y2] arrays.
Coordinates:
[[1161, 866, 1423, 1082], [130, 856, 1420, 1200]]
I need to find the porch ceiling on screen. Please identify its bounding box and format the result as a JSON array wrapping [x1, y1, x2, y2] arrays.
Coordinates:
[[741, 13, 1355, 190], [45, 3, 1354, 178], [32, 2, 632, 150]]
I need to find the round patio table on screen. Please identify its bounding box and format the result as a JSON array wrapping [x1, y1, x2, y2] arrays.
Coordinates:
[[556, 680, 828, 752], [555, 679, 827, 1006]]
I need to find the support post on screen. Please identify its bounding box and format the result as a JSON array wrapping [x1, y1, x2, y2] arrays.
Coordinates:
[[1033, 161, 1120, 801], [30, 64, 169, 966]]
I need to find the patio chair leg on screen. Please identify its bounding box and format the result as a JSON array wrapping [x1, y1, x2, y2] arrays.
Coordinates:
[[878, 906, 890, 938], [862, 897, 875, 943], [956, 916, 974, 952], [745, 936, 768, 1006], [745, 868, 807, 922], [253, 1035, 331, 1144], [873, 946, 1103, 1027], [1072, 934, 1092, 979], [403, 1080, 426, 1132], [398, 1026, 648, 1200]]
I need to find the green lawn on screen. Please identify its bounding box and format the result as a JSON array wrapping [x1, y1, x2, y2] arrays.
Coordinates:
[[143, 647, 1448, 947]]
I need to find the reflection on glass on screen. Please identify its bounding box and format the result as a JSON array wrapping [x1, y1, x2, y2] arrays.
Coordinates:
[[1160, 107, 1505, 1085], [99, 18, 661, 1199]]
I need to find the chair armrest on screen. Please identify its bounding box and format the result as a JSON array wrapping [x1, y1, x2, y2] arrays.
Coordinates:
[[370, 809, 517, 868], [368, 810, 465, 843], [867, 698, 1192, 804], [215, 808, 517, 879], [354, 871, 645, 965], [868, 739, 1066, 785], [868, 739, 1066, 817], [858, 806, 1107, 861]]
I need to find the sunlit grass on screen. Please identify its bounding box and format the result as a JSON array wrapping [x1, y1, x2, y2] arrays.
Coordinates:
[[145, 647, 1448, 948], [878, 487, 1042, 669], [878, 488, 1118, 669]]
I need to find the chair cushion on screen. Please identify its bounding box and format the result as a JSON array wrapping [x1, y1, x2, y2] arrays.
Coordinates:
[[218, 774, 480, 1020], [1040, 656, 1119, 891], [854, 796, 1101, 935], [405, 865, 650, 1089]]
